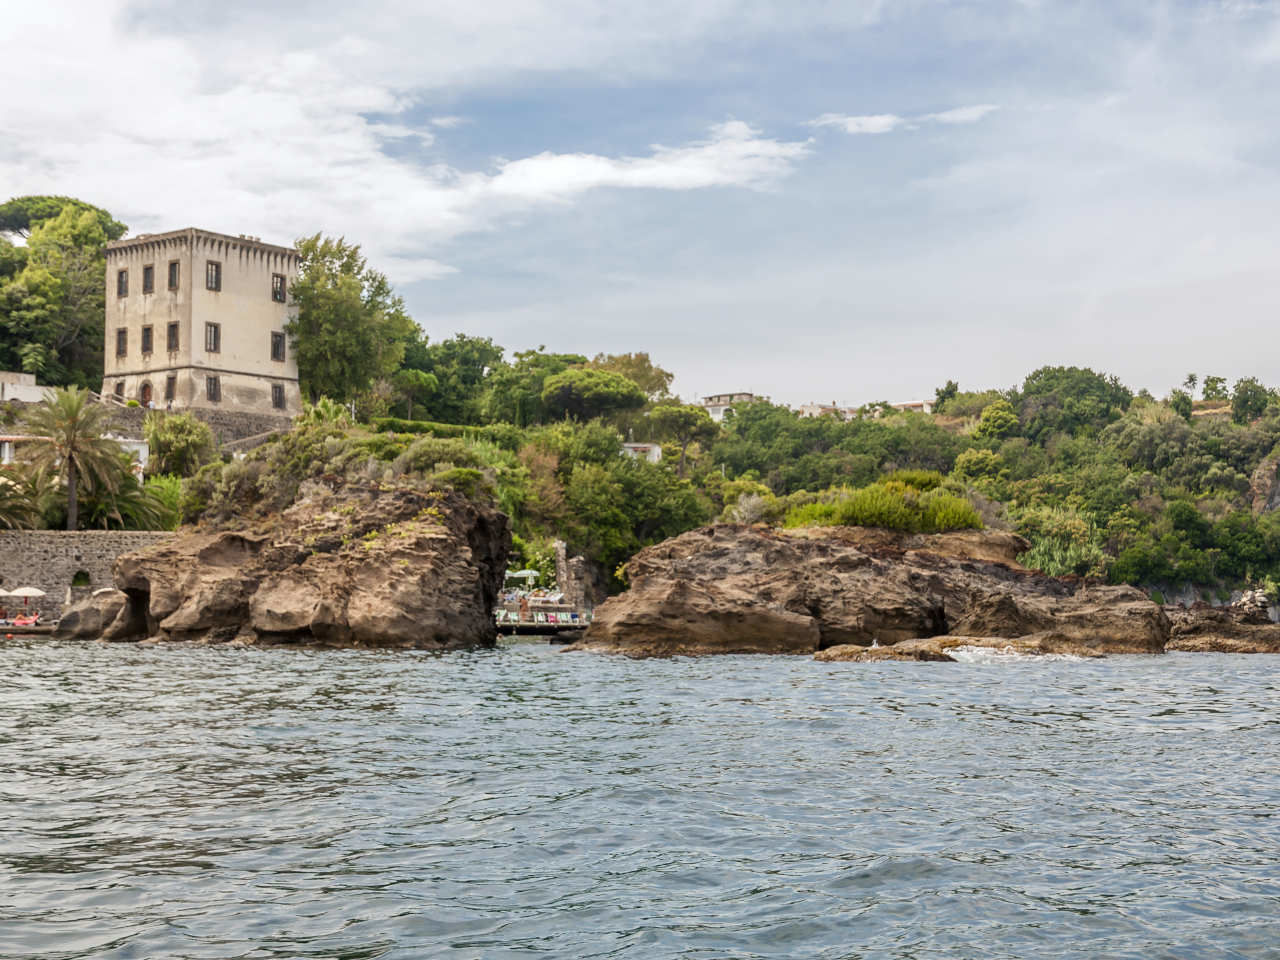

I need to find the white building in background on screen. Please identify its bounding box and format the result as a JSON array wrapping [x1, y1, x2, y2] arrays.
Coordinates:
[[0, 372, 50, 404], [798, 402, 856, 420], [701, 392, 764, 422], [622, 442, 663, 464], [102, 228, 302, 416], [887, 399, 934, 414]]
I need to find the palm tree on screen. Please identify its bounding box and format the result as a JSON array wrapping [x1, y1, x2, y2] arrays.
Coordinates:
[[21, 387, 127, 530], [0, 470, 36, 529]]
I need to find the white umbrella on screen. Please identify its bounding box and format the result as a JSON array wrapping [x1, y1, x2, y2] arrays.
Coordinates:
[[505, 569, 541, 579], [8, 586, 45, 609]]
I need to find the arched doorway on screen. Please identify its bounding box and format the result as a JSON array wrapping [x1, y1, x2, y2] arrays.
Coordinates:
[[140, 382, 153, 407]]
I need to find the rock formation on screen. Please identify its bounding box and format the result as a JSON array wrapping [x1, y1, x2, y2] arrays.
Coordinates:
[[565, 524, 1170, 659], [63, 479, 509, 648], [1164, 595, 1280, 653]]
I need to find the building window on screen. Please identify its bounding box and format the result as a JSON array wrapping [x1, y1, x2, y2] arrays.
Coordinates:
[[116, 269, 128, 297], [141, 325, 153, 354], [205, 260, 222, 291], [165, 376, 176, 402], [167, 322, 180, 352], [271, 273, 287, 303], [168, 260, 180, 290], [142, 264, 154, 294], [271, 331, 286, 362], [116, 328, 127, 357], [114, 382, 125, 399], [205, 322, 221, 353], [206, 376, 221, 403], [272, 384, 285, 409]]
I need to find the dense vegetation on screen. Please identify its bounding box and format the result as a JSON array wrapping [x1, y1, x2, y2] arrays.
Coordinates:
[[0, 196, 126, 388], [6, 199, 1280, 602]]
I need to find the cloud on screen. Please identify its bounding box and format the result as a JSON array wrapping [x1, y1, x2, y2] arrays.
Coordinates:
[[0, 2, 811, 283], [486, 121, 809, 199], [809, 113, 904, 134], [923, 104, 999, 124], [810, 104, 998, 135]]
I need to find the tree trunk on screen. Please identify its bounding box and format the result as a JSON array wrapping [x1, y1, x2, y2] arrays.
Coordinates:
[[66, 457, 78, 530]]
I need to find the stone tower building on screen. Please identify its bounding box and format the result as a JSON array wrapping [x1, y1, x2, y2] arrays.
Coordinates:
[[102, 228, 302, 416]]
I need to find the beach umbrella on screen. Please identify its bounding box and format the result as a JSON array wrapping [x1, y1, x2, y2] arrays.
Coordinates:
[[8, 586, 45, 608], [506, 569, 541, 579]]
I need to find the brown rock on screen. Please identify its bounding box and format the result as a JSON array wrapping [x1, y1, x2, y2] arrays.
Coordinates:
[[816, 639, 956, 662], [53, 589, 128, 640], [1165, 600, 1280, 653], [103, 481, 509, 648], [816, 632, 1111, 662], [568, 524, 1170, 658], [1249, 454, 1280, 515]]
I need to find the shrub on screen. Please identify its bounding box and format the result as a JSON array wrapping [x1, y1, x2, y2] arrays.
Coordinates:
[[880, 469, 943, 491], [429, 466, 490, 499], [391, 436, 480, 475], [783, 482, 982, 533]]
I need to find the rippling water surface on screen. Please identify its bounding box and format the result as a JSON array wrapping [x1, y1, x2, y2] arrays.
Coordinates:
[[2, 638, 1278, 959]]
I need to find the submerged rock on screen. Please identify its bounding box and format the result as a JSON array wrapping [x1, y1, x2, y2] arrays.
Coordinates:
[[565, 524, 1169, 659], [68, 480, 509, 648]]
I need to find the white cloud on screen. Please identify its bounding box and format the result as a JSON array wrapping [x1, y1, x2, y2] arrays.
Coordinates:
[[923, 103, 999, 124], [809, 113, 903, 134], [430, 116, 467, 128], [810, 104, 998, 135], [486, 121, 809, 199], [0, 2, 811, 283]]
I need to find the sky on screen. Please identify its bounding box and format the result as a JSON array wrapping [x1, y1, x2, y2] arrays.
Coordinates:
[[5, 0, 1280, 406]]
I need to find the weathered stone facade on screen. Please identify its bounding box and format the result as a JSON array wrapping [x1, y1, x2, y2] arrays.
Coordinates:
[[103, 228, 303, 417], [0, 531, 176, 621]]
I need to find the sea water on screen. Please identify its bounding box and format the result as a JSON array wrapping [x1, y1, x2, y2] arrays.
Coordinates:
[[2, 638, 1277, 959]]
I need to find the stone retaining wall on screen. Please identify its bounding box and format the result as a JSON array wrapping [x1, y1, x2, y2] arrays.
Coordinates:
[[3, 400, 292, 444], [0, 531, 175, 621]]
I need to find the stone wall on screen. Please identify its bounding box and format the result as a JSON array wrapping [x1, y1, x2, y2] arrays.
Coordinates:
[[0, 531, 175, 621], [3, 400, 292, 444]]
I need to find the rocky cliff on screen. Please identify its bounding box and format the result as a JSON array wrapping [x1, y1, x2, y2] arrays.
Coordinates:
[[565, 524, 1169, 659], [58, 479, 510, 648]]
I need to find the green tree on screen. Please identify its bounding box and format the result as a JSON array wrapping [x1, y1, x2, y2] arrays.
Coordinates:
[[649, 402, 718, 477], [21, 387, 129, 529], [485, 348, 587, 426], [589, 352, 674, 401], [1015, 366, 1131, 441], [541, 368, 647, 421], [401, 332, 505, 423], [0, 471, 38, 529], [1202, 375, 1228, 401], [1183, 373, 1198, 392], [0, 205, 115, 386], [974, 398, 1020, 440], [143, 411, 217, 477], [0, 195, 126, 241], [933, 379, 959, 414], [285, 234, 416, 403], [1231, 377, 1270, 425], [1169, 388, 1193, 422]]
